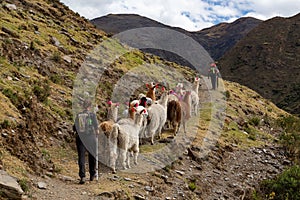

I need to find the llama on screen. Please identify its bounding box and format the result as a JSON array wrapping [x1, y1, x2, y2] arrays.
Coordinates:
[[145, 89, 168, 144], [190, 77, 200, 116], [98, 101, 119, 166], [167, 100, 182, 136], [179, 90, 192, 134], [110, 106, 148, 172], [146, 82, 158, 101], [168, 82, 185, 102], [98, 101, 119, 137], [120, 99, 139, 122]]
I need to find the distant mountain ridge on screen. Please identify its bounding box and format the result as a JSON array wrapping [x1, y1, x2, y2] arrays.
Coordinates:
[[91, 14, 262, 61], [91, 13, 300, 116]]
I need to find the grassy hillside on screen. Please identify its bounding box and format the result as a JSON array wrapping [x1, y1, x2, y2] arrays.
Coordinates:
[[219, 13, 300, 116], [0, 0, 197, 177]]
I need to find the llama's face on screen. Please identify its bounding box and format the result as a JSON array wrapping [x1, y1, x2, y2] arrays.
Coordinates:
[[134, 106, 148, 126]]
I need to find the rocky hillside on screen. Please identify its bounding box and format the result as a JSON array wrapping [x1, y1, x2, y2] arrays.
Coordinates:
[[193, 17, 262, 60], [91, 14, 261, 62], [219, 13, 300, 116], [0, 0, 196, 180], [0, 0, 108, 175]]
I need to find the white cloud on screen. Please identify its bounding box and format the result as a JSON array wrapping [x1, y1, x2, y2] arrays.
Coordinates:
[[59, 0, 300, 31]]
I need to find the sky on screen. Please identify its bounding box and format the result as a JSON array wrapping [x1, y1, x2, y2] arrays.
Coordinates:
[[59, 0, 300, 31]]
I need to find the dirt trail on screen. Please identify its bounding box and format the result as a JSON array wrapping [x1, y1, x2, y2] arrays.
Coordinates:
[[26, 78, 290, 200]]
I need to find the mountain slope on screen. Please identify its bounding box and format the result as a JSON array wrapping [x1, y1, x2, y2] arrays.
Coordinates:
[[193, 17, 262, 60], [0, 0, 198, 178], [0, 0, 106, 175], [219, 13, 300, 116]]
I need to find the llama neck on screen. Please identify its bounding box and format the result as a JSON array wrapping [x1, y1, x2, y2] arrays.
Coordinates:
[[129, 108, 135, 120], [111, 107, 118, 122], [107, 106, 118, 122], [183, 92, 191, 105], [146, 88, 156, 101], [134, 113, 143, 127], [159, 92, 169, 108], [192, 81, 199, 93]]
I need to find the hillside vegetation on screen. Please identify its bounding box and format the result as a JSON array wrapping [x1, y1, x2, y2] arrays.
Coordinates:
[[219, 13, 300, 116]]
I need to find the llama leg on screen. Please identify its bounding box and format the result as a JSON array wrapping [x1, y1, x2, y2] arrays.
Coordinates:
[[119, 148, 127, 170], [126, 151, 131, 169], [183, 120, 186, 134], [174, 122, 178, 136], [109, 142, 117, 173], [150, 131, 155, 145], [133, 151, 139, 165], [133, 144, 139, 165]]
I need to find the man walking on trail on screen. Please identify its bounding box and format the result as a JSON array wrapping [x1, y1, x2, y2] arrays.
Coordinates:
[[73, 100, 98, 184], [208, 62, 220, 90]]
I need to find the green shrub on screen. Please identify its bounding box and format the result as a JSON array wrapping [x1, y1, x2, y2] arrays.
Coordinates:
[[41, 149, 51, 162], [0, 120, 11, 129], [224, 90, 230, 99], [249, 116, 260, 126], [258, 165, 300, 200], [32, 80, 51, 103], [280, 132, 300, 160], [50, 74, 63, 84], [277, 115, 300, 162], [188, 181, 196, 191], [51, 51, 61, 63], [2, 88, 19, 105], [277, 115, 300, 133], [18, 178, 30, 193]]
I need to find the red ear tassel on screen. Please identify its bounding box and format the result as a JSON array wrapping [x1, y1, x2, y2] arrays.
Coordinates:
[[116, 103, 120, 106], [107, 101, 112, 105], [131, 107, 135, 112], [134, 103, 138, 107], [162, 87, 165, 91], [146, 83, 149, 88], [155, 84, 159, 88]]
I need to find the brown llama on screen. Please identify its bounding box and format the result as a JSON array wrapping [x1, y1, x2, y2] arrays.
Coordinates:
[[167, 100, 182, 136], [146, 82, 158, 101]]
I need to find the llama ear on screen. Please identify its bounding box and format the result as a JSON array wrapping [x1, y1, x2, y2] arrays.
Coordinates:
[[107, 101, 112, 105]]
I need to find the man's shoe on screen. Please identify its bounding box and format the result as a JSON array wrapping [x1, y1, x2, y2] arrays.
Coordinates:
[[90, 174, 97, 181], [79, 177, 85, 184]]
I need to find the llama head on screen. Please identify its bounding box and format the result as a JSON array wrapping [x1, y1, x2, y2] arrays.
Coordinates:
[[134, 106, 148, 126]]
